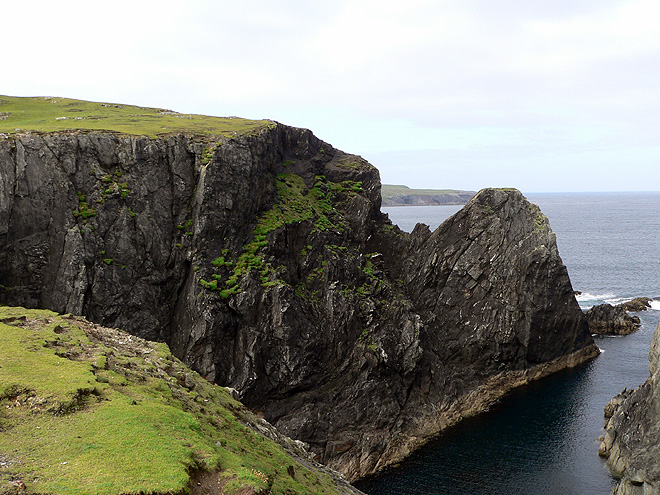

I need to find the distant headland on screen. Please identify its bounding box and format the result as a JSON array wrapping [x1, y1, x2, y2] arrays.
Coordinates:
[[381, 184, 475, 206]]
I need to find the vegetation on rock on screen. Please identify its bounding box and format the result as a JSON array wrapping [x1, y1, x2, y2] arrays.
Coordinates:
[[200, 173, 364, 297]]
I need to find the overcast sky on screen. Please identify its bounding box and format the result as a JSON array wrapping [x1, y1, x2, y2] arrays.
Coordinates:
[[3, 0, 659, 192]]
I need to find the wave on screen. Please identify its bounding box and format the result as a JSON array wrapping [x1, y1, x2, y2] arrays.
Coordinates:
[[576, 292, 660, 311], [575, 292, 616, 302], [576, 292, 617, 310]]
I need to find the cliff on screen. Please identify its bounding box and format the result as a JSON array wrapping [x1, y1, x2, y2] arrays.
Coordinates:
[[0, 306, 362, 495], [599, 318, 660, 494], [381, 184, 475, 206], [0, 97, 598, 481]]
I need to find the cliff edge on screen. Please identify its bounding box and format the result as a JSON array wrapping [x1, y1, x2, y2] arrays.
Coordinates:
[[0, 97, 597, 481]]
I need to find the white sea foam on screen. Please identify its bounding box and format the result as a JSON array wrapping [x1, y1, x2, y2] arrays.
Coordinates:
[[576, 292, 617, 310], [575, 292, 616, 302], [651, 300, 660, 311], [605, 296, 628, 305]]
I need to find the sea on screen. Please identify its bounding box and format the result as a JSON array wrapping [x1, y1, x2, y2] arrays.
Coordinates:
[[356, 192, 660, 495]]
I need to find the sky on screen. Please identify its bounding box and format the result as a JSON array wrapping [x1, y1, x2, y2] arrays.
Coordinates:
[[2, 0, 660, 193]]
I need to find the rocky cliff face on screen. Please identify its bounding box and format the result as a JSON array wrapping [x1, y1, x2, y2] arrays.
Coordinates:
[[0, 125, 597, 480], [600, 318, 660, 494]]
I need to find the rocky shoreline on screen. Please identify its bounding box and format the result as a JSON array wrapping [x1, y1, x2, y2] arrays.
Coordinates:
[[356, 343, 600, 477], [599, 314, 660, 494]]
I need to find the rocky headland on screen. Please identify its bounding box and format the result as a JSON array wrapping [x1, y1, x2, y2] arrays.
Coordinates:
[[0, 97, 598, 483], [381, 184, 475, 206], [599, 316, 660, 494]]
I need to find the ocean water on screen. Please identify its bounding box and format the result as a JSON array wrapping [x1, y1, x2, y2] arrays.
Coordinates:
[[356, 192, 660, 495]]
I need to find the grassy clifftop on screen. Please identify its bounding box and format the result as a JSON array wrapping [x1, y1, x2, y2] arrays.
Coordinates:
[[0, 96, 271, 138], [0, 306, 357, 495]]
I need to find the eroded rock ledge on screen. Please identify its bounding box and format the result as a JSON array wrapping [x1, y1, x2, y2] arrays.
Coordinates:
[[0, 127, 596, 480]]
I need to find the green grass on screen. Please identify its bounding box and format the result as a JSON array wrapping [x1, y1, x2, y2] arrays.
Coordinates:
[[0, 306, 349, 495], [0, 96, 272, 138]]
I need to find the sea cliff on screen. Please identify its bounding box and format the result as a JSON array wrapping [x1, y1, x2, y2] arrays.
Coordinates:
[[0, 97, 598, 481]]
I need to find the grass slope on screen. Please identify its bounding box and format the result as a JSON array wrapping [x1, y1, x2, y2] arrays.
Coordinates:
[[0, 96, 271, 138], [0, 306, 349, 495]]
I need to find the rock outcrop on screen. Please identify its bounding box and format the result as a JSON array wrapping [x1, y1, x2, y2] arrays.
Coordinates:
[[599, 318, 660, 494], [618, 297, 652, 313], [0, 125, 597, 480], [585, 304, 642, 335], [585, 298, 652, 336]]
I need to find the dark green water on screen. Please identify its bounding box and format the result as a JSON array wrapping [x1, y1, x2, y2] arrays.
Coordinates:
[[357, 193, 660, 495]]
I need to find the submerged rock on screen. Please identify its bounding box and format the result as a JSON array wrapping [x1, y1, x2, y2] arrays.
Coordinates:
[[0, 124, 597, 480]]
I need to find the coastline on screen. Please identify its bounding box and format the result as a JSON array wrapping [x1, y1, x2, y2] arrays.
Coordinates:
[[340, 343, 601, 481]]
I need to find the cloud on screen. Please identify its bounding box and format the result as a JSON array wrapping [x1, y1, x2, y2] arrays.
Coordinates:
[[2, 0, 659, 191]]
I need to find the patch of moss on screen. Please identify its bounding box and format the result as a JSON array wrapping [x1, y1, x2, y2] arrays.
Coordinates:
[[199, 279, 218, 291], [335, 156, 375, 172], [201, 146, 215, 165], [211, 256, 232, 268], [73, 192, 97, 220]]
